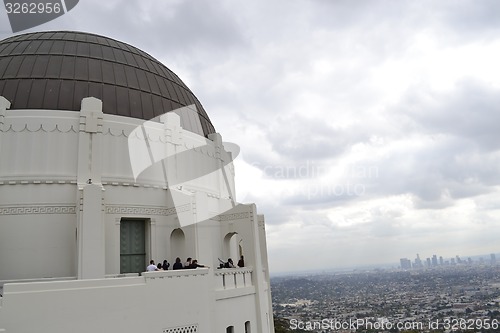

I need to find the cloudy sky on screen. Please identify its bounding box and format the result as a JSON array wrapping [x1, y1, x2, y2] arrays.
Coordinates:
[[2, 0, 500, 274]]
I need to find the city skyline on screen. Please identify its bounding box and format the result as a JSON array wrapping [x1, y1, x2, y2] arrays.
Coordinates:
[[401, 252, 498, 270], [272, 264, 500, 333]]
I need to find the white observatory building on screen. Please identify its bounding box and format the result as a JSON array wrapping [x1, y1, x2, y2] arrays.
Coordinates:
[[0, 31, 274, 333]]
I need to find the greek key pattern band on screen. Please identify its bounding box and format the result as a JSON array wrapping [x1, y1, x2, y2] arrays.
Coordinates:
[[216, 212, 250, 221], [0, 205, 77, 215], [105, 204, 191, 216]]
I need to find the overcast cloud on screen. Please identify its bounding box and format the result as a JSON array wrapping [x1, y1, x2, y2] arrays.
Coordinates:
[[1, 0, 499, 274]]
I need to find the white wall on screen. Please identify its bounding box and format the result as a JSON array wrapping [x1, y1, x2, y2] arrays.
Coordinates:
[[0, 184, 77, 280], [216, 295, 258, 333], [0, 270, 213, 333]]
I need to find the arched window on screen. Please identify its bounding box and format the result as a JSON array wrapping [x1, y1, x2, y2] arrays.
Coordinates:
[[226, 326, 234, 333], [170, 228, 186, 263], [223, 232, 243, 264], [245, 321, 251, 333], [238, 241, 243, 258]]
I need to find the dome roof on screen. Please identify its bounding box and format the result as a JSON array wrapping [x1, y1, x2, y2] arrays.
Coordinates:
[[0, 31, 215, 137]]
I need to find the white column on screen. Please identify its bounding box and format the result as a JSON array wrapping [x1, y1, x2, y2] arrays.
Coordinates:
[[258, 214, 275, 333], [149, 218, 157, 261], [161, 111, 182, 188], [208, 133, 223, 198], [77, 184, 105, 279], [114, 218, 121, 274], [77, 97, 103, 184], [76, 97, 105, 279]]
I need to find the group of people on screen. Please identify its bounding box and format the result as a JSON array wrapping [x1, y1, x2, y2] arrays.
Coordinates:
[[146, 255, 245, 272], [146, 260, 166, 272], [173, 257, 208, 270], [146, 257, 209, 272], [220, 256, 245, 269]]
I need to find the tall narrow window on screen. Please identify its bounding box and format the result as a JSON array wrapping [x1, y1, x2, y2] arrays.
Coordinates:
[[245, 321, 251, 333], [226, 326, 234, 333]]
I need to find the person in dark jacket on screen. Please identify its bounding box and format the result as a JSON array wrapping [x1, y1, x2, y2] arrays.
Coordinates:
[[172, 257, 183, 270], [224, 258, 235, 268], [162, 260, 170, 270], [237, 255, 245, 267], [189, 259, 209, 269]]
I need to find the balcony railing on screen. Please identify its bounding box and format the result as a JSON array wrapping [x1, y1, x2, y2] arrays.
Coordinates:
[[214, 267, 253, 290], [142, 267, 209, 280]]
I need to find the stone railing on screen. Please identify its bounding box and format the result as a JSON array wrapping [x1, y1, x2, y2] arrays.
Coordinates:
[[214, 267, 253, 290], [142, 267, 209, 281]]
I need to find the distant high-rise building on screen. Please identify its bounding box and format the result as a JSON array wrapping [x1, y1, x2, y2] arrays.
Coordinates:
[[451, 258, 456, 265], [400, 258, 412, 270], [491, 253, 497, 265], [432, 255, 438, 267], [439, 256, 444, 265], [456, 255, 462, 264], [414, 254, 423, 268], [426, 258, 431, 267]]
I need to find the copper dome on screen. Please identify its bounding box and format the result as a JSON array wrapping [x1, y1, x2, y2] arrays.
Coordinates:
[[0, 31, 215, 137]]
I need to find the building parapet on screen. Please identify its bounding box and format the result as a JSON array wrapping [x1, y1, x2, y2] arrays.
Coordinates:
[[214, 267, 253, 290], [2, 268, 210, 295], [105, 273, 140, 278], [142, 268, 209, 280]]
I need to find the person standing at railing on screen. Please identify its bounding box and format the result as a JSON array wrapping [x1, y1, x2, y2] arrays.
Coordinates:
[[146, 260, 159, 271], [189, 259, 209, 269], [225, 258, 236, 268], [238, 255, 245, 267], [173, 257, 183, 270], [184, 257, 192, 268]]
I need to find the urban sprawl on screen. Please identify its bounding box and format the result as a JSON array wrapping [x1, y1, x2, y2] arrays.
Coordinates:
[[272, 254, 500, 332]]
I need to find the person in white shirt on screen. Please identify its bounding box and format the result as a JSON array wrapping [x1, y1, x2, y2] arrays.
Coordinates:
[[146, 260, 158, 271], [184, 257, 192, 268]]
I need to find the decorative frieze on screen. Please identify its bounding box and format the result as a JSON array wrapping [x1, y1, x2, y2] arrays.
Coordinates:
[[214, 268, 253, 276], [105, 203, 191, 216], [216, 212, 250, 221], [0, 205, 77, 216], [162, 324, 198, 333], [0, 123, 78, 133], [0, 180, 171, 189]]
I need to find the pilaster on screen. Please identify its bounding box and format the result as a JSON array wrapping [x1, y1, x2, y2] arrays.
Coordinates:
[[161, 111, 182, 145], [114, 218, 121, 274], [76, 97, 105, 279], [149, 218, 157, 261], [77, 97, 104, 185], [77, 183, 105, 279], [208, 133, 224, 198]]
